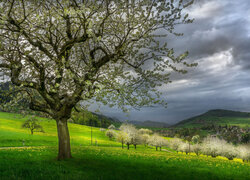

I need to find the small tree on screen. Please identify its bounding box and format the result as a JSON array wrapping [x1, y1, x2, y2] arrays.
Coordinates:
[[122, 124, 141, 149], [201, 136, 224, 158], [222, 143, 237, 160], [192, 144, 201, 156], [157, 137, 167, 151], [170, 138, 182, 153], [149, 134, 166, 151], [105, 130, 116, 140], [21, 116, 44, 135], [179, 142, 189, 154], [125, 137, 132, 150], [130, 130, 142, 149], [120, 124, 137, 150], [116, 131, 128, 149], [191, 135, 201, 156], [141, 134, 150, 147]]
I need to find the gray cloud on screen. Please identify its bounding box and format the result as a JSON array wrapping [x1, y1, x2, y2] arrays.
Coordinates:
[[90, 0, 250, 124]]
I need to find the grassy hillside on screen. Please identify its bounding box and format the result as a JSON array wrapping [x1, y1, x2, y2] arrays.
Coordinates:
[[0, 112, 250, 180], [174, 109, 250, 128], [0, 112, 118, 147]]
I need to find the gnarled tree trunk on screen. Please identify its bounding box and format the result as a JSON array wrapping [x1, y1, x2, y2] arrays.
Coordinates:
[[56, 119, 72, 160]]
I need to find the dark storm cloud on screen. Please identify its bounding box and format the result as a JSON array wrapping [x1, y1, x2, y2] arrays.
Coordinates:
[[90, 0, 250, 124], [168, 1, 250, 61]]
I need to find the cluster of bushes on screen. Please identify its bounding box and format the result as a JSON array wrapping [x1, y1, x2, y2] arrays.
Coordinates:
[[105, 124, 167, 150], [168, 136, 250, 162]]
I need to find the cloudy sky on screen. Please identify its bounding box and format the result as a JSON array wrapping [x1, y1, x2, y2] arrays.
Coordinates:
[[90, 0, 250, 124]]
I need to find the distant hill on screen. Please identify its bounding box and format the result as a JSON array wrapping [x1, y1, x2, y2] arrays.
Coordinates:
[[129, 120, 170, 128], [173, 109, 250, 128]]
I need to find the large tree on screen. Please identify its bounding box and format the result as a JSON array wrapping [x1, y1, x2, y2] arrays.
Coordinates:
[[0, 0, 196, 160]]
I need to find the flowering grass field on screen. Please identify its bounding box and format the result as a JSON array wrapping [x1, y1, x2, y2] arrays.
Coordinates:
[[0, 112, 249, 180]]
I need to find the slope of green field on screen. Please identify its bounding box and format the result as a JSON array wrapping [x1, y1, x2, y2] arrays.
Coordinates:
[[0, 112, 118, 147], [0, 112, 250, 180], [174, 109, 250, 128]]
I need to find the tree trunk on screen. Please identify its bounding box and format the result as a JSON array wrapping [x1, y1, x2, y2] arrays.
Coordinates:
[[127, 144, 130, 150], [31, 129, 33, 135], [56, 119, 72, 160], [160, 146, 161, 151], [156, 146, 158, 151], [134, 144, 136, 149], [122, 142, 124, 149]]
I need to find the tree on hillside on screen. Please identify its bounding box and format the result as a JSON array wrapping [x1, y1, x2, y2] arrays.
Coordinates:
[[0, 0, 195, 159], [105, 129, 116, 140], [192, 144, 201, 156], [21, 116, 44, 135], [179, 141, 189, 154], [149, 134, 166, 151], [190, 135, 201, 156], [222, 144, 237, 160], [141, 134, 150, 147], [120, 123, 142, 149], [169, 138, 182, 153], [130, 130, 141, 149], [116, 131, 128, 149], [201, 136, 225, 158], [138, 128, 152, 147]]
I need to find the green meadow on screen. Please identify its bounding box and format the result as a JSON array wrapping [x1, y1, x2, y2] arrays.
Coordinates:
[[0, 112, 249, 180]]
